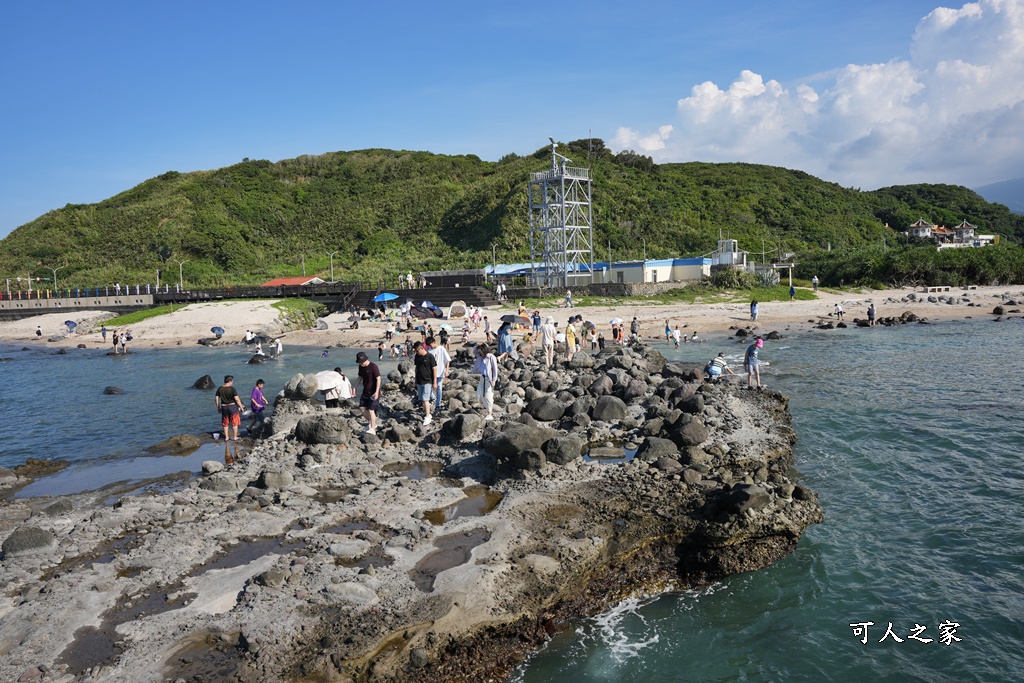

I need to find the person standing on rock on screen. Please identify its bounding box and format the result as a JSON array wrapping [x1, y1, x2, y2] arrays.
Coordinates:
[[248, 379, 268, 432], [744, 337, 764, 390], [473, 343, 498, 420], [412, 341, 438, 426], [354, 351, 381, 434], [541, 316, 557, 367], [112, 329, 119, 354], [867, 303, 876, 326], [428, 336, 451, 413], [215, 375, 245, 441]]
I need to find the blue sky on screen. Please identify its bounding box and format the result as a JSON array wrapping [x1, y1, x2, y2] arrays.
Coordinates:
[[2, 0, 1022, 238]]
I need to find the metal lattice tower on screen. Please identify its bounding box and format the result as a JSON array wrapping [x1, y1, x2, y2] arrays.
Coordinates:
[[529, 139, 594, 288]]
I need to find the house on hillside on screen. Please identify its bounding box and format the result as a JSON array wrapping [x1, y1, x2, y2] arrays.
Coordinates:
[[953, 220, 976, 241], [908, 219, 935, 239]]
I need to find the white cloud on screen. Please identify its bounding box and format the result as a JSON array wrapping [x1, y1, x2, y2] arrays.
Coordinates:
[[616, 0, 1024, 188]]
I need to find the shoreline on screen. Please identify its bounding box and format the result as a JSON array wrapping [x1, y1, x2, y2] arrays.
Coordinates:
[[1, 284, 1019, 354]]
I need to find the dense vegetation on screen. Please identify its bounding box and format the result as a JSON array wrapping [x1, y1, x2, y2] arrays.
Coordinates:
[[2, 141, 1022, 289]]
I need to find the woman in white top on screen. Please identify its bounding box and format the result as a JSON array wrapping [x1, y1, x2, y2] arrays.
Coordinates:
[[472, 343, 498, 420]]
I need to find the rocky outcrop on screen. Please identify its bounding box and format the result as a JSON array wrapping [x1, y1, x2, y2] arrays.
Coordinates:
[[0, 341, 822, 683]]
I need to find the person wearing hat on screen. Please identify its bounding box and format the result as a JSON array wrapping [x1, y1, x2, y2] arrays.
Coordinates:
[[744, 337, 764, 390], [354, 351, 381, 433], [540, 316, 557, 367]]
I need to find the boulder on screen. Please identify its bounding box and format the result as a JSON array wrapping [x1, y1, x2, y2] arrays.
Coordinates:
[[258, 469, 294, 490], [314, 318, 329, 330], [323, 581, 378, 606], [385, 424, 415, 443], [294, 374, 319, 400], [661, 362, 690, 379], [568, 352, 594, 369], [201, 460, 224, 475], [481, 425, 558, 458], [678, 394, 706, 415], [634, 437, 679, 463], [670, 419, 709, 448], [592, 395, 627, 422], [525, 395, 568, 422], [283, 374, 304, 396], [510, 449, 547, 471], [993, 306, 1005, 315], [545, 436, 584, 465], [2, 527, 57, 558], [444, 413, 484, 441], [567, 395, 596, 417], [587, 374, 614, 396], [718, 484, 771, 515], [604, 354, 634, 370], [198, 473, 242, 493], [146, 433, 202, 454], [39, 499, 73, 517], [622, 379, 648, 402], [102, 386, 124, 395], [192, 375, 215, 390], [653, 456, 684, 475], [640, 347, 667, 375], [294, 415, 350, 445]]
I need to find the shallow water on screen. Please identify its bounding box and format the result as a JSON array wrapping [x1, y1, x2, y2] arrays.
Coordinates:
[[513, 318, 1024, 682], [0, 342, 403, 495]]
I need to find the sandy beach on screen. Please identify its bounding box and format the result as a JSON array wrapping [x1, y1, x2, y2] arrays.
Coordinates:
[[1, 285, 1018, 350]]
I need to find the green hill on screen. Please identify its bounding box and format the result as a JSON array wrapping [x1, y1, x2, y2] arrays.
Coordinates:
[[2, 140, 1022, 288]]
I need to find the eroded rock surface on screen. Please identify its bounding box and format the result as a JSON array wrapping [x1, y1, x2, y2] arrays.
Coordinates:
[[0, 343, 822, 683]]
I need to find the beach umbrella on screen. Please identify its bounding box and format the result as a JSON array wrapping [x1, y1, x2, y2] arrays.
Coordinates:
[[64, 320, 77, 330], [609, 317, 623, 325], [500, 314, 530, 325], [372, 292, 399, 303], [211, 326, 225, 335], [421, 300, 435, 308], [315, 370, 344, 391], [347, 315, 360, 323], [581, 320, 596, 331], [439, 323, 453, 331]]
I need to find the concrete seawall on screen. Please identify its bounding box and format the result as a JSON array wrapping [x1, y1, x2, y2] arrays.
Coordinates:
[[0, 294, 153, 321]]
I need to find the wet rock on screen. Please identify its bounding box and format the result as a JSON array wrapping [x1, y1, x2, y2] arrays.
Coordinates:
[[592, 395, 627, 422], [545, 436, 584, 466], [993, 305, 1005, 315], [192, 375, 215, 390], [481, 425, 558, 458], [2, 527, 57, 558], [102, 386, 124, 395], [295, 415, 350, 445], [146, 433, 202, 454], [661, 362, 690, 379], [765, 331, 782, 340], [525, 395, 568, 422], [634, 437, 679, 463], [12, 458, 68, 478]]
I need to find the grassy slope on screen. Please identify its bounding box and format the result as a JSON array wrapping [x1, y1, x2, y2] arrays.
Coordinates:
[[2, 142, 1022, 288]]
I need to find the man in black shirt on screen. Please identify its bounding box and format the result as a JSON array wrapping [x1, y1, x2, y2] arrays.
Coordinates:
[[354, 352, 382, 434], [215, 375, 245, 442], [412, 341, 437, 426]]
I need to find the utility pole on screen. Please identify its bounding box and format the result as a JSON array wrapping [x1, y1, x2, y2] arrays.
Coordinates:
[[301, 254, 306, 277], [45, 265, 67, 294], [492, 244, 497, 276], [642, 238, 647, 261]]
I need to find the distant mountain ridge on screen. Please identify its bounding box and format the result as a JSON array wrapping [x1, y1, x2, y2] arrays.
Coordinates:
[[1, 141, 1022, 287], [975, 178, 1024, 214]]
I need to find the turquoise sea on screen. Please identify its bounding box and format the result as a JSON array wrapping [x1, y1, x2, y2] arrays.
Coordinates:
[[514, 319, 1024, 682], [3, 320, 1023, 682]]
